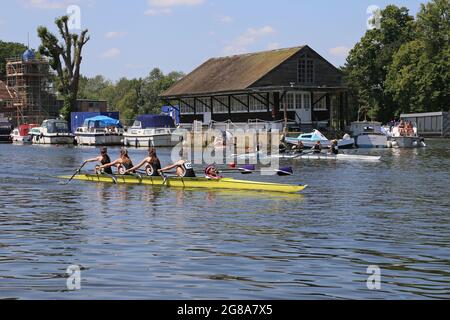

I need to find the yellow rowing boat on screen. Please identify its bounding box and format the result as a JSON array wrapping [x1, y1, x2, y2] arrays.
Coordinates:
[[59, 174, 307, 194]]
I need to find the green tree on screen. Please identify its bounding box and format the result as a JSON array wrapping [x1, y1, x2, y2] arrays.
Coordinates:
[[0, 41, 27, 80], [37, 16, 90, 121], [386, 0, 449, 113], [343, 5, 415, 122]]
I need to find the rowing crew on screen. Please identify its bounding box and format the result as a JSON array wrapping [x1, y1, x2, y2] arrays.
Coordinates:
[[280, 140, 339, 155], [82, 147, 222, 179]]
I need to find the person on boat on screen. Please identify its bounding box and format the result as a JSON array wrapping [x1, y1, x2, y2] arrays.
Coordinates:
[[124, 148, 161, 176], [83, 147, 113, 175], [291, 141, 305, 154], [204, 165, 222, 180], [406, 121, 414, 136], [99, 148, 134, 174], [158, 158, 196, 178], [398, 120, 406, 136], [329, 140, 339, 155], [311, 141, 322, 154]]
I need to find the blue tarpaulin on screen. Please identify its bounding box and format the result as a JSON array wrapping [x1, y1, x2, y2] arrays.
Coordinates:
[[71, 112, 120, 133], [84, 116, 121, 128], [135, 115, 175, 129]]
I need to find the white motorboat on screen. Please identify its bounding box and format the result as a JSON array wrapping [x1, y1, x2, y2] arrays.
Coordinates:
[[384, 121, 426, 148], [350, 121, 388, 148], [285, 129, 355, 149], [31, 119, 74, 145], [75, 116, 123, 146], [123, 115, 183, 148]]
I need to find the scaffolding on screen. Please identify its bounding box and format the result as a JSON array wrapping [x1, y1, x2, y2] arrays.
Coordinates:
[[4, 55, 60, 125]]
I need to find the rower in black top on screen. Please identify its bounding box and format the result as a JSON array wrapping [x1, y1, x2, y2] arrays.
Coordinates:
[[99, 148, 134, 174], [311, 141, 323, 154], [159, 159, 196, 178], [329, 140, 339, 155], [124, 148, 162, 176], [83, 147, 113, 174]]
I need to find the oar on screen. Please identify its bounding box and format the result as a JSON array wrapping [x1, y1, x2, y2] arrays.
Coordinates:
[[158, 170, 169, 185], [65, 162, 87, 185], [224, 164, 294, 176], [94, 166, 117, 184]]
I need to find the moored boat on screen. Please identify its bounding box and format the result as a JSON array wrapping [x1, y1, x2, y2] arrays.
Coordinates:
[[0, 118, 13, 143], [285, 129, 355, 149], [31, 119, 75, 145], [385, 121, 426, 148], [75, 116, 123, 146], [10, 124, 39, 143], [350, 121, 388, 148], [123, 115, 183, 148], [60, 174, 307, 194]]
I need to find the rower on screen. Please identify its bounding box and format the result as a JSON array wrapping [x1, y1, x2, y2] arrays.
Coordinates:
[[99, 148, 134, 175], [205, 165, 222, 180], [83, 147, 113, 174], [291, 141, 305, 154], [329, 140, 339, 155], [124, 147, 161, 176], [311, 141, 322, 154], [158, 158, 196, 178]]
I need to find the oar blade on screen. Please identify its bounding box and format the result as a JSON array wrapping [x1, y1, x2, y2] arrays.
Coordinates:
[[276, 167, 294, 176]]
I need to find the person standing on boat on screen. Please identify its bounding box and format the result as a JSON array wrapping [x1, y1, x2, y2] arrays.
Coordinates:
[[329, 140, 339, 155], [99, 148, 134, 174], [83, 147, 113, 175], [311, 141, 322, 154], [158, 158, 196, 178], [124, 148, 161, 176]]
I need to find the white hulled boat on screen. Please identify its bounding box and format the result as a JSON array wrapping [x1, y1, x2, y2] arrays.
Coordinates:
[[385, 121, 426, 148], [123, 115, 182, 148], [350, 121, 388, 148], [31, 119, 74, 145], [10, 124, 39, 143], [285, 129, 355, 149], [75, 115, 123, 146]]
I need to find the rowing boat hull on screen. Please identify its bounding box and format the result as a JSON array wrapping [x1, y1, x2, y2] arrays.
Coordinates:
[[234, 153, 381, 161], [60, 174, 307, 194]]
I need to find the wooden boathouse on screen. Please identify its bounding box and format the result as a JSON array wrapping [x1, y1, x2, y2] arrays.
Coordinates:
[[160, 45, 349, 131]]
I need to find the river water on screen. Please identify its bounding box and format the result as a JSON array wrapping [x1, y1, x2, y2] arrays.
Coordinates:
[[0, 140, 449, 300]]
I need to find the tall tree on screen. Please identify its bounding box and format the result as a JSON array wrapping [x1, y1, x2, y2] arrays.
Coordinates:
[[343, 5, 415, 122], [0, 41, 27, 80], [386, 0, 449, 113], [37, 16, 90, 121]]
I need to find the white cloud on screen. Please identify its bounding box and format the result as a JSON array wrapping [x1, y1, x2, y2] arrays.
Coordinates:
[[329, 46, 350, 58], [220, 16, 233, 23], [224, 26, 276, 55], [149, 0, 205, 7], [145, 0, 205, 16], [105, 31, 128, 39], [22, 0, 78, 9], [99, 48, 121, 59], [267, 42, 280, 50]]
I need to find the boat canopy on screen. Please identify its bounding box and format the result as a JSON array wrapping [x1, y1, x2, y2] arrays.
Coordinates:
[[132, 115, 175, 129], [84, 116, 121, 128]]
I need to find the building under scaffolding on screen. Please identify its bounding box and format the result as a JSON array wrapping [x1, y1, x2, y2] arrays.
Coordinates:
[[2, 49, 61, 126]]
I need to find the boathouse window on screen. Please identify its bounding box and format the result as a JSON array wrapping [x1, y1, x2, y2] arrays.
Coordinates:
[[298, 57, 314, 84]]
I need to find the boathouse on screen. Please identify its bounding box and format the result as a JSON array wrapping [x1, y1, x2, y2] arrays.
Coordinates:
[[160, 46, 349, 131]]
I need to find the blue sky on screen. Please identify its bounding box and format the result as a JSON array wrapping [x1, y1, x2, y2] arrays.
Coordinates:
[[0, 0, 425, 81]]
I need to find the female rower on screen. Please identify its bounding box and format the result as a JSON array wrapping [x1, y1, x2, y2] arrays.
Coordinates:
[[124, 148, 161, 176], [158, 158, 196, 178], [312, 141, 322, 154], [329, 140, 339, 155], [99, 148, 134, 175], [204, 165, 222, 180], [83, 147, 113, 174]]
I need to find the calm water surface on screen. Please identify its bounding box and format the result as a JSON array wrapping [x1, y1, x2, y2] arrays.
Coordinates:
[[0, 140, 449, 299]]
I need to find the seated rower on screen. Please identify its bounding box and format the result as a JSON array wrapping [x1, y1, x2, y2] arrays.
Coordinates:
[[83, 147, 113, 174], [205, 165, 222, 180], [329, 140, 339, 155], [158, 158, 196, 178], [291, 141, 305, 154], [124, 147, 161, 176], [99, 148, 134, 175], [311, 141, 322, 154]]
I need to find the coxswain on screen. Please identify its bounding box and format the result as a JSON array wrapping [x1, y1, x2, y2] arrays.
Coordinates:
[[311, 141, 322, 154], [205, 165, 222, 180], [83, 147, 113, 174], [99, 148, 134, 175], [124, 148, 161, 176], [158, 158, 196, 178]]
